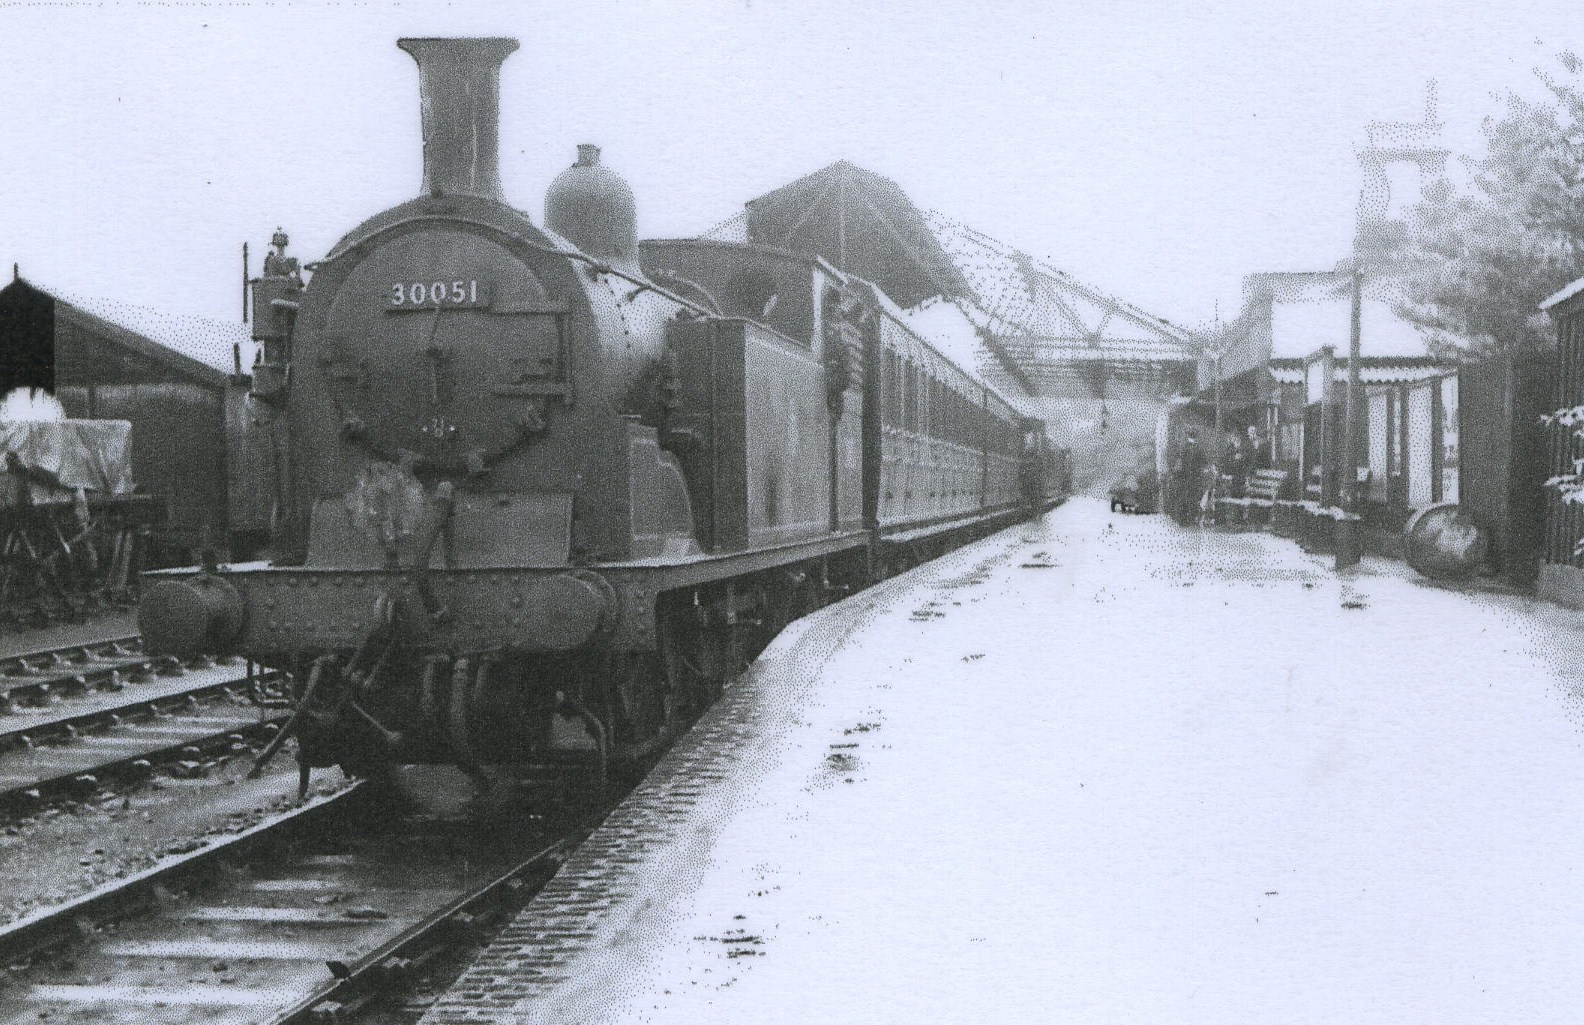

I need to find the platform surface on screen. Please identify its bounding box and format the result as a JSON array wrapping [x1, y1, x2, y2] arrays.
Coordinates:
[[424, 498, 1584, 1024]]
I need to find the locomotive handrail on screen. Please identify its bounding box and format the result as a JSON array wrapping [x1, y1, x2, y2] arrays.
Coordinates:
[[514, 238, 719, 319]]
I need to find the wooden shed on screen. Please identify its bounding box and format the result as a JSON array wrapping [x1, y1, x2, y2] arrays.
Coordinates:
[[0, 276, 258, 561]]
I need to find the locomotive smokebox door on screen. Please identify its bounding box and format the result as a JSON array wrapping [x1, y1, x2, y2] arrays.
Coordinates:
[[314, 230, 570, 477]]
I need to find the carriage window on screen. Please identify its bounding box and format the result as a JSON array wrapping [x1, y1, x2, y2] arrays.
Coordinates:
[[906, 364, 916, 433], [910, 365, 922, 433], [726, 267, 784, 333], [883, 350, 899, 426]]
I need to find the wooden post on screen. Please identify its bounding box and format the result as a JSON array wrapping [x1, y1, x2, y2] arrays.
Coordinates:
[[1319, 346, 1337, 506], [1213, 352, 1223, 437], [1336, 266, 1364, 568]]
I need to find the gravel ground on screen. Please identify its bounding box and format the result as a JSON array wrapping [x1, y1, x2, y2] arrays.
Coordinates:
[[0, 749, 350, 927], [0, 612, 138, 662]]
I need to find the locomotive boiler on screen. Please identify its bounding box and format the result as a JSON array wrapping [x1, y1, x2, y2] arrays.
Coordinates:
[[138, 37, 1058, 787]]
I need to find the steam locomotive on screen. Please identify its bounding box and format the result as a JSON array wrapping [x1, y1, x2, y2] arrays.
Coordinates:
[[138, 37, 1063, 784]]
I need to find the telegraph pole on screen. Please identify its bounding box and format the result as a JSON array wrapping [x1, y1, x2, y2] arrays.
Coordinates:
[[1335, 263, 1363, 568], [1336, 82, 1442, 569], [1213, 351, 1223, 437], [1211, 302, 1224, 440]]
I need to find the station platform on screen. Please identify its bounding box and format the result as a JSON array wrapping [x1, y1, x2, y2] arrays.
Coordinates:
[[422, 498, 1584, 1025]]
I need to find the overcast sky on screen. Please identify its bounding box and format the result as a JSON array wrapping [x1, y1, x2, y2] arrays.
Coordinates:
[[0, 0, 1579, 336]]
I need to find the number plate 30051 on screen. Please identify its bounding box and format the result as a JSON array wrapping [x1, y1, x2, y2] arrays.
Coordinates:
[[388, 280, 492, 309]]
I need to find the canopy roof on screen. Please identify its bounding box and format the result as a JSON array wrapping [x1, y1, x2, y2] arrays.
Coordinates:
[[1267, 356, 1449, 386], [717, 161, 1193, 398], [51, 288, 253, 380], [741, 161, 971, 308], [1212, 270, 1437, 384]]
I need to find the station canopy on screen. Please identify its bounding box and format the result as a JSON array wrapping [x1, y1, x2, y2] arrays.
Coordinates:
[[1200, 269, 1453, 405], [705, 160, 1193, 399]]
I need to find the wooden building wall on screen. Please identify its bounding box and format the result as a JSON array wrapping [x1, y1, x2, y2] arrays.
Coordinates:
[[1459, 353, 1550, 584], [2, 283, 236, 563], [1546, 325, 1584, 571], [0, 280, 55, 396]]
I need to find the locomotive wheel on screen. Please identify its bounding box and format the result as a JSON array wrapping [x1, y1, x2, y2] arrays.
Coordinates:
[[658, 604, 726, 715], [796, 575, 824, 618], [766, 570, 823, 637], [778, 574, 823, 631], [758, 579, 796, 648], [609, 651, 672, 762]]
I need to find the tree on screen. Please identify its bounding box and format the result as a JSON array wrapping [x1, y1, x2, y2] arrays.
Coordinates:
[[1388, 53, 1584, 361]]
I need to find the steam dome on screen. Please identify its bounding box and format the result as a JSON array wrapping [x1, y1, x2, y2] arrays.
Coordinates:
[[545, 145, 638, 266]]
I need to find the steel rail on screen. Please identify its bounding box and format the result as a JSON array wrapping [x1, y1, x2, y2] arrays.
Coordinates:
[[0, 705, 288, 810], [0, 783, 366, 968], [273, 833, 581, 1024], [0, 663, 266, 744], [0, 781, 603, 1025], [0, 633, 143, 677], [0, 643, 240, 720]]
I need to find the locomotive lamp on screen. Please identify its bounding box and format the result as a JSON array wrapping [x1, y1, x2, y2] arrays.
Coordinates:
[[139, 573, 244, 658]]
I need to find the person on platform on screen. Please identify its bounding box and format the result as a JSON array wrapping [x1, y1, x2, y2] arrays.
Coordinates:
[[1246, 424, 1270, 471], [1224, 431, 1250, 499], [1173, 429, 1205, 526]]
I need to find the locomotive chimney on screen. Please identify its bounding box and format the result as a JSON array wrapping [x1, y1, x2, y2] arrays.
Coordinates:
[[397, 37, 519, 201]]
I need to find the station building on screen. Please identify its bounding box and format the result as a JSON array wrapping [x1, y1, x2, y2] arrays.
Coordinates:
[[1191, 266, 1554, 582], [1181, 86, 1557, 579], [1194, 270, 1457, 518]]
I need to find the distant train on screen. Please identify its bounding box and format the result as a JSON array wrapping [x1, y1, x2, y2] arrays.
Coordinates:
[[138, 37, 1065, 784]]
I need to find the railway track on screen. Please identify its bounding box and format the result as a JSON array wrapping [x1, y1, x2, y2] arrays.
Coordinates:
[[0, 631, 681, 1025], [1, 634, 147, 695], [0, 638, 287, 810], [0, 776, 595, 1025]]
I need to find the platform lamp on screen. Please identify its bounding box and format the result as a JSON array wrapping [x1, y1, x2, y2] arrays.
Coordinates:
[[1212, 346, 1224, 439]]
